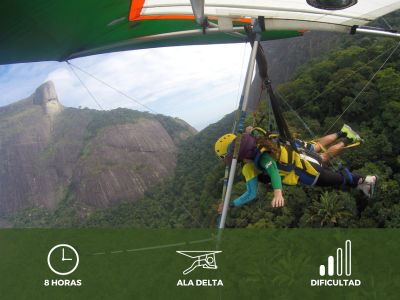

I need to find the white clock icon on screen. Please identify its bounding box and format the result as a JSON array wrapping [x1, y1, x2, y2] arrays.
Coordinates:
[[47, 244, 79, 276]]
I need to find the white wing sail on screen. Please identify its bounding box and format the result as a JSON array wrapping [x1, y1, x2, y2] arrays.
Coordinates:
[[140, 0, 400, 32]]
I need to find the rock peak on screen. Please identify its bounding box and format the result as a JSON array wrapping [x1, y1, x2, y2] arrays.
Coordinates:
[[33, 81, 59, 105], [33, 81, 63, 117]]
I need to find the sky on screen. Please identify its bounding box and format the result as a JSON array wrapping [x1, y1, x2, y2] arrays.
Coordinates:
[[0, 44, 252, 130]]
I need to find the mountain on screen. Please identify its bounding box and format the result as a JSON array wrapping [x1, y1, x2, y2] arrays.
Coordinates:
[[263, 31, 342, 85], [0, 81, 196, 220], [5, 11, 400, 227], [82, 34, 400, 229], [262, 9, 400, 86]]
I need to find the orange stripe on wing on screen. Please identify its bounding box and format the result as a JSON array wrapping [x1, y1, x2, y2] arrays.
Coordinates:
[[233, 18, 252, 23], [129, 0, 146, 21], [135, 15, 196, 20], [134, 16, 251, 23], [128, 1, 252, 24]]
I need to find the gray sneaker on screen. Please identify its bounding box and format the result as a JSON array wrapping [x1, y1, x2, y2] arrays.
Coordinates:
[[357, 175, 377, 198]]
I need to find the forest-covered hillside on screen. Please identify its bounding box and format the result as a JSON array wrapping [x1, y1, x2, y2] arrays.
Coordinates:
[[2, 98, 196, 227], [8, 12, 400, 228], [81, 31, 400, 228]]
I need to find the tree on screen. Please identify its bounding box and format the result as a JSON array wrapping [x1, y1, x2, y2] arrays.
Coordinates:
[[306, 192, 354, 227]]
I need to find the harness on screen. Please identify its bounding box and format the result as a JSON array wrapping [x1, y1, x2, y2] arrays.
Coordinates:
[[253, 132, 321, 186]]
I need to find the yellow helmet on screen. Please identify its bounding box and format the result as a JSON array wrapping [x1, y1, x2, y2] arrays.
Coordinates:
[[215, 133, 236, 159]]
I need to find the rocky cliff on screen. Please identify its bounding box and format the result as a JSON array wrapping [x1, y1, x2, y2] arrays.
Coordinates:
[[0, 82, 196, 215], [0, 32, 343, 225], [73, 119, 179, 208], [263, 31, 342, 85]]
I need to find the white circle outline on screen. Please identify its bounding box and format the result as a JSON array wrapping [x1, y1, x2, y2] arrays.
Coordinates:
[[47, 244, 79, 276], [206, 256, 214, 264]]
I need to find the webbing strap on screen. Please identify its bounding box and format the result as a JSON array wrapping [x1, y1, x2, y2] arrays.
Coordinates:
[[288, 147, 293, 165], [244, 26, 297, 152], [343, 141, 361, 149], [309, 140, 328, 153]]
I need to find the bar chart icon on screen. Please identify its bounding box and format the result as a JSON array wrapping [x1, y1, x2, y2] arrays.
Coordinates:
[[319, 240, 351, 277]]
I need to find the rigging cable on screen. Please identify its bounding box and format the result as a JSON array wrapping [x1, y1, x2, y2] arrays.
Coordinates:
[[217, 40, 250, 227], [66, 61, 203, 228], [67, 62, 105, 110], [244, 25, 297, 150], [324, 41, 400, 135], [276, 42, 399, 139], [276, 90, 315, 138], [66, 61, 158, 114], [234, 41, 250, 113], [231, 41, 250, 132], [381, 17, 393, 30], [293, 43, 399, 113]]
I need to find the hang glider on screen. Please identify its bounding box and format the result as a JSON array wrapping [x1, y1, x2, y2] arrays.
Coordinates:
[[1, 0, 400, 65]]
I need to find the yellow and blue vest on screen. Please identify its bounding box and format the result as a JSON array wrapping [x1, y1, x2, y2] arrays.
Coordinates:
[[255, 144, 321, 186]]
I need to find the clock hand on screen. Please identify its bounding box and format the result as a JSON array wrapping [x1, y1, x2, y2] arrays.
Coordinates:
[[62, 248, 73, 261]]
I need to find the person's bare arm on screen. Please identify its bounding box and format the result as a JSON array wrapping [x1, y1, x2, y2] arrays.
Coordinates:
[[271, 189, 285, 208]]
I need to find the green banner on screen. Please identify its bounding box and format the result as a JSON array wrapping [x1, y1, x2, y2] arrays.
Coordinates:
[[0, 229, 399, 299]]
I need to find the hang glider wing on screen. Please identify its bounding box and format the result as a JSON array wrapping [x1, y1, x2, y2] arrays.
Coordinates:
[[1, 0, 399, 65], [138, 1, 400, 32]]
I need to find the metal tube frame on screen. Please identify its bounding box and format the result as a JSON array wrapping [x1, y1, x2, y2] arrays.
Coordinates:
[[354, 27, 400, 39], [218, 36, 260, 230]]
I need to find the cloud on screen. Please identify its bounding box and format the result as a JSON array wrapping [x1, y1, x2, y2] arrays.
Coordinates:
[[1, 43, 251, 130], [0, 61, 59, 106]]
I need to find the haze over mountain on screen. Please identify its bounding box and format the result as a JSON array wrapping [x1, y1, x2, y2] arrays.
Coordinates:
[[0, 82, 196, 219], [263, 31, 342, 85], [76, 35, 400, 229], [3, 12, 399, 227]]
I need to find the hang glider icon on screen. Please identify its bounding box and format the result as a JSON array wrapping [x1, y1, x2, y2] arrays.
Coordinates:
[[176, 251, 222, 275]]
